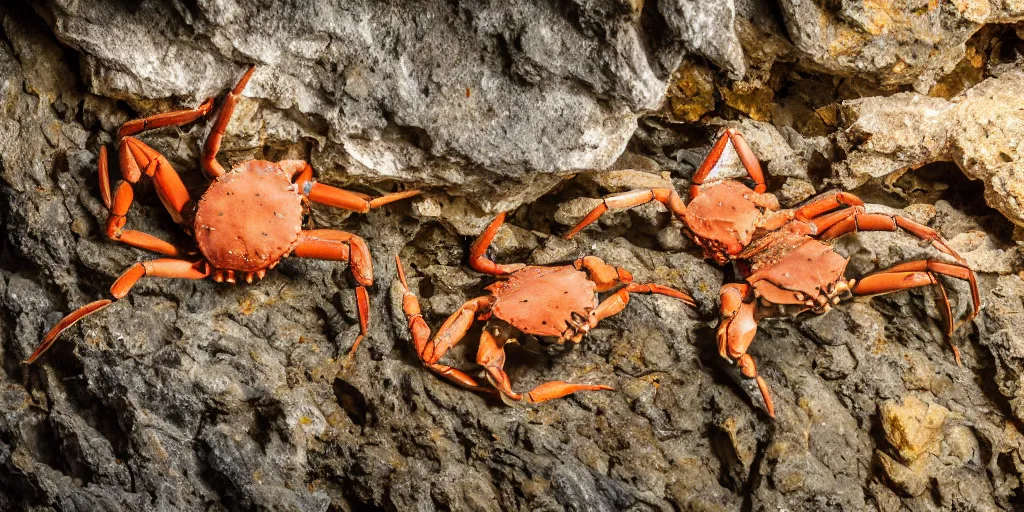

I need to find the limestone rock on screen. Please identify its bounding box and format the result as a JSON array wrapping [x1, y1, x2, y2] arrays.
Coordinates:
[[836, 71, 1024, 228], [880, 396, 950, 464], [778, 0, 1024, 91]]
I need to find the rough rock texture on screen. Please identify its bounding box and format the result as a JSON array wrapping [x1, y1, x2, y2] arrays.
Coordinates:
[[836, 69, 1024, 228], [30, 0, 749, 209], [2, 1, 1024, 511], [778, 0, 1024, 91]]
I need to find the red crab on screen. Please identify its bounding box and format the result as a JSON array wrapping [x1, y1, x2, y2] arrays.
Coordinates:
[[395, 212, 697, 403], [26, 65, 420, 364], [566, 128, 980, 417]]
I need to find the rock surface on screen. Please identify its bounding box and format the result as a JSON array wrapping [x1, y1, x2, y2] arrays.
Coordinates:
[[836, 69, 1024, 228], [30, 0, 748, 207], [778, 0, 1024, 91], [1, 1, 1024, 511]]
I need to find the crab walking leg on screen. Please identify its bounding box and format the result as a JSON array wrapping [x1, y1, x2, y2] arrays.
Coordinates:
[[25, 259, 208, 364], [293, 230, 374, 355], [592, 283, 697, 322], [477, 324, 613, 403], [468, 212, 526, 275], [813, 207, 969, 265], [813, 208, 980, 319], [394, 256, 493, 390], [851, 260, 980, 364], [105, 181, 184, 256], [792, 190, 864, 221], [118, 137, 194, 224], [689, 128, 767, 199], [98, 145, 113, 209], [556, 282, 700, 344], [716, 283, 774, 417], [564, 188, 686, 239], [202, 65, 256, 178], [100, 149, 185, 257], [117, 97, 215, 139], [304, 181, 422, 213]]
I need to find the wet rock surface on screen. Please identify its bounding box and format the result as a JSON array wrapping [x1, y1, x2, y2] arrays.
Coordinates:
[[1, 2, 1023, 511]]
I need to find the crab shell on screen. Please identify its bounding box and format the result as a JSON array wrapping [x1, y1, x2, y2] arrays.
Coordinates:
[[486, 265, 598, 338], [683, 181, 762, 262], [744, 230, 850, 311], [193, 160, 304, 273]]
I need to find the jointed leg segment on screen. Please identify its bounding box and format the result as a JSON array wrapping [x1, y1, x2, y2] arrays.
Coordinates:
[[469, 212, 526, 275], [477, 324, 613, 403], [716, 283, 774, 417], [293, 230, 374, 355], [690, 128, 767, 199], [851, 259, 979, 364], [202, 65, 255, 178], [565, 188, 685, 239], [304, 181, 421, 213], [25, 259, 208, 364], [395, 255, 494, 390]]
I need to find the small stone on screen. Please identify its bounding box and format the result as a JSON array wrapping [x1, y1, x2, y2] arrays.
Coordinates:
[[880, 396, 950, 464], [553, 198, 603, 227], [776, 178, 816, 207], [412, 196, 443, 217]]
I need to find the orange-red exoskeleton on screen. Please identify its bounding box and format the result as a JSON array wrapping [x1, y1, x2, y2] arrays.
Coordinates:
[[26, 66, 420, 364], [396, 212, 697, 403], [566, 128, 980, 417]]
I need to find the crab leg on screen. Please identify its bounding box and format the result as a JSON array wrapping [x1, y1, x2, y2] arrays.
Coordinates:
[[477, 323, 613, 403], [279, 160, 315, 188], [118, 138, 193, 224], [851, 259, 980, 364], [25, 259, 208, 364], [689, 128, 767, 199], [292, 230, 374, 355], [117, 97, 215, 139], [716, 283, 774, 417], [792, 190, 864, 221], [812, 207, 967, 265], [202, 65, 256, 178], [102, 148, 185, 257], [469, 213, 527, 275], [594, 283, 697, 321], [564, 188, 686, 239], [394, 255, 494, 391], [304, 181, 421, 213], [102, 144, 186, 253]]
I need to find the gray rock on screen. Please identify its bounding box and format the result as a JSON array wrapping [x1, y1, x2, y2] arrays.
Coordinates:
[[778, 0, 1024, 91], [836, 71, 1024, 228], [31, 0, 746, 207]]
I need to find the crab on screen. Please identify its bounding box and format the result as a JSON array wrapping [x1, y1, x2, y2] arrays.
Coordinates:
[[25, 65, 420, 364], [566, 128, 980, 417], [395, 212, 697, 403]]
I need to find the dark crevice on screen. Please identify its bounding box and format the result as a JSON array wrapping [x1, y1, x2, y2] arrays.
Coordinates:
[[332, 377, 368, 429], [739, 435, 770, 512]]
